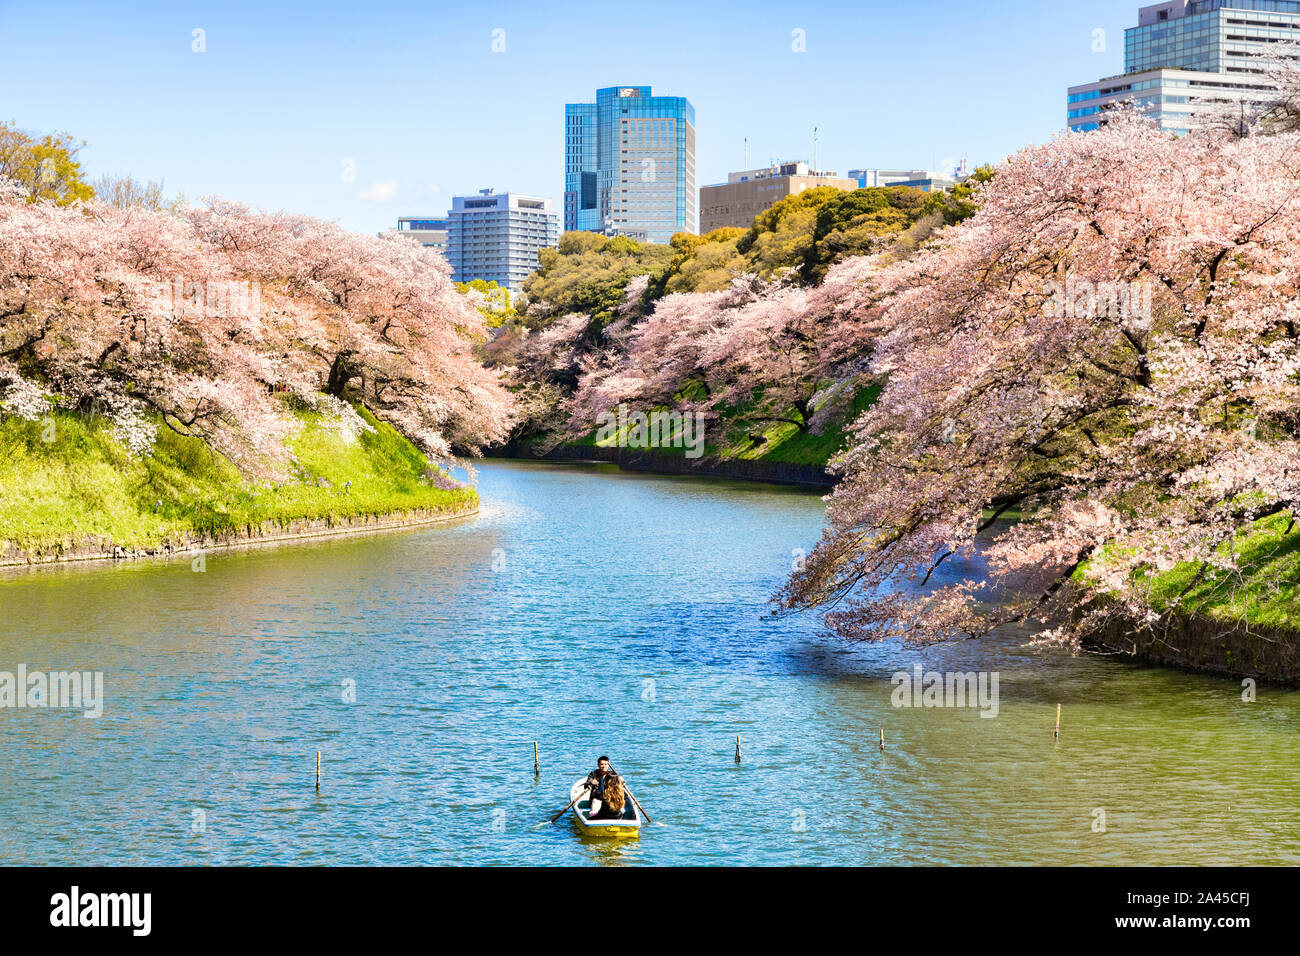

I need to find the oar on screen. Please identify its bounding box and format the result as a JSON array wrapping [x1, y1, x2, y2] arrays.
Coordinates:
[[549, 786, 590, 824], [625, 787, 652, 824]]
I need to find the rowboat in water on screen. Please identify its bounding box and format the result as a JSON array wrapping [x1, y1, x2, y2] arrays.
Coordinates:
[[570, 778, 642, 837]]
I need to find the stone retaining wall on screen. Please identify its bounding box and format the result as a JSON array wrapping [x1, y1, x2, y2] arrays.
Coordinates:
[[1084, 613, 1300, 687], [0, 502, 479, 569], [498, 444, 835, 488]]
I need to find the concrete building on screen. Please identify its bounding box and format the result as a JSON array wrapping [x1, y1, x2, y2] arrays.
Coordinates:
[[445, 190, 559, 293], [698, 161, 858, 233], [848, 168, 965, 193], [565, 86, 696, 243], [381, 216, 450, 252], [1067, 1, 1297, 135]]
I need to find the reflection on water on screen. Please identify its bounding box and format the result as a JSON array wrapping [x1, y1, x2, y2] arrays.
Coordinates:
[[0, 460, 1297, 865]]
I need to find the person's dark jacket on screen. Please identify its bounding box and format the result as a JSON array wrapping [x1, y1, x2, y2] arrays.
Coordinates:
[[584, 767, 614, 798]]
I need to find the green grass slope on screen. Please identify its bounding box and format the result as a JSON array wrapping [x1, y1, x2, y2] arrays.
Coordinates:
[[0, 403, 475, 557], [1142, 513, 1300, 632]]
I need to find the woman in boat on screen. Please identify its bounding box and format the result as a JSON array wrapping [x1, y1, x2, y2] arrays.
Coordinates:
[[590, 773, 626, 820]]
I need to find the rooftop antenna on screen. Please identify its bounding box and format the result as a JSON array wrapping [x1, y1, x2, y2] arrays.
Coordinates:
[[813, 127, 818, 172], [744, 137, 748, 169]]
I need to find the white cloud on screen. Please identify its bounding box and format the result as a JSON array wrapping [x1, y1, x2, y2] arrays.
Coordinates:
[[355, 180, 398, 202]]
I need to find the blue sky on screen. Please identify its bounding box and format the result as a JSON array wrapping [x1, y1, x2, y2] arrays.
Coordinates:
[[1, 0, 1138, 234]]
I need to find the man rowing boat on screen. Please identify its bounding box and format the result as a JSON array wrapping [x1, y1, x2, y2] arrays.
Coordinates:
[[583, 756, 626, 819], [583, 755, 615, 795]]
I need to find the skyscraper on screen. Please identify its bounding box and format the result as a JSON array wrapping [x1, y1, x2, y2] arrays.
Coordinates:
[[564, 86, 696, 243], [1067, 1, 1292, 135], [445, 190, 559, 293]]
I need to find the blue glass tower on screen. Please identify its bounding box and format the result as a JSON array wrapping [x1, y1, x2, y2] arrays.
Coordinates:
[[564, 86, 696, 243]]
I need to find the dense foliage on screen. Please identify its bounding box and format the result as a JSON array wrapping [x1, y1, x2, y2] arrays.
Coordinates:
[[493, 181, 979, 448], [0, 183, 514, 475], [520, 232, 675, 328], [778, 113, 1300, 646]]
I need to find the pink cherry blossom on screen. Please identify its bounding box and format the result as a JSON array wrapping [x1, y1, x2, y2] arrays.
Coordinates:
[[0, 183, 513, 474]]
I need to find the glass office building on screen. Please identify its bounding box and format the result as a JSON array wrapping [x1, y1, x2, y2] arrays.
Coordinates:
[[564, 86, 696, 243], [1125, 0, 1300, 74], [1067, 1, 1297, 134], [445, 190, 560, 294]]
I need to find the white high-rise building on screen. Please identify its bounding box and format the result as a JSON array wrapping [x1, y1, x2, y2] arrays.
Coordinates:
[[1067, 1, 1295, 135], [445, 190, 559, 293]]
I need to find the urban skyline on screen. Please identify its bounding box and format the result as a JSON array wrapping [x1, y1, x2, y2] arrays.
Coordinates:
[[1067, 0, 1300, 134], [0, 0, 1142, 235]]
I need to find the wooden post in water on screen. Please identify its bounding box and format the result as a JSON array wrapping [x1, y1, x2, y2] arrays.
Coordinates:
[[533, 741, 540, 777], [316, 750, 321, 791], [879, 729, 885, 751], [1054, 704, 1061, 740], [735, 735, 742, 764]]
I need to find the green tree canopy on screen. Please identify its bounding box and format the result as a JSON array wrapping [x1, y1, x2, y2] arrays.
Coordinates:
[[0, 121, 95, 206], [649, 227, 746, 297], [521, 231, 674, 328], [456, 279, 516, 329], [519, 175, 997, 323], [942, 164, 996, 224]]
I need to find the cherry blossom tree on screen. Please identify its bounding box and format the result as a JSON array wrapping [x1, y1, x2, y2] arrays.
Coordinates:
[[0, 182, 513, 472], [779, 112, 1300, 646], [567, 257, 886, 441], [180, 199, 514, 459]]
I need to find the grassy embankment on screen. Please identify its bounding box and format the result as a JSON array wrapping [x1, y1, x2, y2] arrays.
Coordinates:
[[0, 402, 475, 557], [567, 384, 883, 468], [1134, 513, 1299, 632], [552, 377, 1297, 632], [1071, 510, 1298, 635]]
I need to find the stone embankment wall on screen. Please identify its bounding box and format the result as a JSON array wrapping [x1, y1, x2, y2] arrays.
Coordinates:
[[0, 502, 479, 569]]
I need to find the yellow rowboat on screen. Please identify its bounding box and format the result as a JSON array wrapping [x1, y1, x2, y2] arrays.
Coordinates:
[[570, 778, 642, 837]]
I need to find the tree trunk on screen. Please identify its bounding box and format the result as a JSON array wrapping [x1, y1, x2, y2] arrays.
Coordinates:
[[326, 352, 355, 397]]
